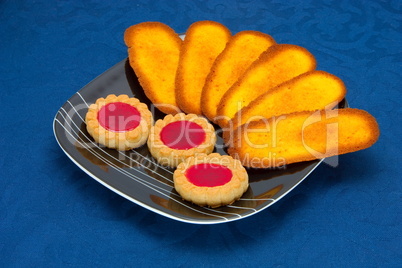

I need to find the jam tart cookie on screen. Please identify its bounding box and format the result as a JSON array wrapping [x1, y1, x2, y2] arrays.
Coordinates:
[[147, 113, 216, 167], [85, 94, 153, 151], [173, 153, 249, 208]]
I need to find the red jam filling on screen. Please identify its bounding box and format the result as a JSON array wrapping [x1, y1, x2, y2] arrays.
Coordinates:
[[185, 163, 233, 187], [97, 102, 141, 132], [160, 120, 206, 150]]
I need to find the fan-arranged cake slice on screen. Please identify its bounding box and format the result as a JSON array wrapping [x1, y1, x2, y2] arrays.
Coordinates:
[[124, 22, 182, 114], [216, 44, 317, 128], [228, 108, 380, 168], [201, 30, 276, 122], [229, 70, 347, 134], [175, 20, 231, 115]]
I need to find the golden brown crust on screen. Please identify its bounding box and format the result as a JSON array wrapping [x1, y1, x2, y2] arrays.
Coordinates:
[[201, 30, 276, 122], [227, 70, 347, 140], [85, 94, 153, 151], [175, 20, 231, 115], [216, 44, 317, 128], [228, 108, 380, 168], [124, 22, 182, 115], [147, 113, 217, 167], [174, 153, 249, 208]]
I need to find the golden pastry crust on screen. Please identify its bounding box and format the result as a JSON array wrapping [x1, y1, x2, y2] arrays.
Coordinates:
[[174, 153, 249, 208], [228, 108, 380, 168], [124, 22, 182, 115], [201, 30, 276, 122], [85, 94, 153, 151], [216, 44, 317, 128], [175, 20, 231, 115], [147, 113, 217, 167]]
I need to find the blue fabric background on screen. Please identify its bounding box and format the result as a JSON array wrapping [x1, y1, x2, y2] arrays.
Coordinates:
[[1, 0, 401, 266]]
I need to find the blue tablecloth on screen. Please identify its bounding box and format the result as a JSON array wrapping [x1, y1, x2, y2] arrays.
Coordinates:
[[1, 0, 401, 266]]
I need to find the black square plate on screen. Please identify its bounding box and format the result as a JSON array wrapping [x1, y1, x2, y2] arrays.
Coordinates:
[[53, 58, 346, 224]]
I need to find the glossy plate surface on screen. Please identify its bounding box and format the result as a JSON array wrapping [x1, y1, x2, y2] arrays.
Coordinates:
[[53, 58, 347, 224]]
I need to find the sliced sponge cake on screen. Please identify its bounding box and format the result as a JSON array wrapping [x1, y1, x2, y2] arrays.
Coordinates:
[[228, 108, 379, 168], [230, 70, 347, 131], [201, 30, 276, 122], [124, 22, 182, 115], [175, 21, 231, 115], [216, 44, 317, 128]]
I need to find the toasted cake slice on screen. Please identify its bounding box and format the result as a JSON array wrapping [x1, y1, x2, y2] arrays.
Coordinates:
[[175, 21, 231, 115], [124, 22, 182, 114], [230, 70, 347, 131], [216, 44, 317, 128], [228, 108, 380, 168], [201, 30, 276, 122]]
